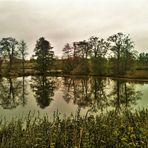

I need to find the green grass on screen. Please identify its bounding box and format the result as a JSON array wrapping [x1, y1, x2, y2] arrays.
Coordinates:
[[0, 109, 148, 147]]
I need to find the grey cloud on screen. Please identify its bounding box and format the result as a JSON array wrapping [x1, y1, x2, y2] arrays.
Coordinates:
[[0, 0, 148, 57]]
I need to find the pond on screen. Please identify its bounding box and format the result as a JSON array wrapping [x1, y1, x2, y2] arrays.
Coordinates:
[[0, 76, 148, 120]]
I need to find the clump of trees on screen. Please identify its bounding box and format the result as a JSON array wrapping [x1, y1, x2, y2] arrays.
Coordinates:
[[0, 37, 30, 76], [62, 32, 140, 76], [138, 52, 148, 65], [89, 36, 109, 75], [0, 37, 19, 75], [108, 33, 137, 75], [0, 37, 55, 76]]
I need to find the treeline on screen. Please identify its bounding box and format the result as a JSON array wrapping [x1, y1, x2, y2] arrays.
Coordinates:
[[0, 33, 148, 76], [62, 32, 148, 76]]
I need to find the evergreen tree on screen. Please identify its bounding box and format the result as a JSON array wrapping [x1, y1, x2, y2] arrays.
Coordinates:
[[33, 37, 54, 75]]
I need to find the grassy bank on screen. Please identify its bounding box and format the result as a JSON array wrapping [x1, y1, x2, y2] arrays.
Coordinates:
[[0, 59, 148, 79], [0, 110, 148, 147], [125, 70, 148, 79], [1, 67, 148, 81]]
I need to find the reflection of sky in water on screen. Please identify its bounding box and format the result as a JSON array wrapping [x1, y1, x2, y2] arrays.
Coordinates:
[[0, 77, 148, 121], [135, 84, 148, 109]]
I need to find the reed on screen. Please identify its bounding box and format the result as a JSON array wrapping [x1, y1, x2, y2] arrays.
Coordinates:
[[0, 109, 147, 147]]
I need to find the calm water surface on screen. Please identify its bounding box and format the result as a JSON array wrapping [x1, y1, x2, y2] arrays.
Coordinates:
[[0, 76, 148, 120]]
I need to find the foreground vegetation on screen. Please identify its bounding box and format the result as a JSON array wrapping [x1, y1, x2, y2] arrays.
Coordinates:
[[0, 110, 148, 147]]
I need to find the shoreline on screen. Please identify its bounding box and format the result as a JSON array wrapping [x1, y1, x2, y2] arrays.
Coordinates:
[[1, 71, 148, 82]]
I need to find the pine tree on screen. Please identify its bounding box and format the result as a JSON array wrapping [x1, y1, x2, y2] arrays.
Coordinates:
[[33, 37, 54, 75]]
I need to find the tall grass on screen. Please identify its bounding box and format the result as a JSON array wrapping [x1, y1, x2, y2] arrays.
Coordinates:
[[0, 109, 148, 147]]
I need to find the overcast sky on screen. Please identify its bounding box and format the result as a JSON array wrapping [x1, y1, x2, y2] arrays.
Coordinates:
[[0, 0, 148, 57]]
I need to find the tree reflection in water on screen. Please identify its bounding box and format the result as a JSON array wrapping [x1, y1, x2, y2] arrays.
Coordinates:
[[109, 80, 142, 112], [31, 76, 55, 109], [0, 76, 27, 109], [62, 77, 92, 108], [0, 76, 143, 114], [20, 76, 28, 106], [62, 77, 142, 115], [62, 77, 109, 117], [89, 77, 109, 112]]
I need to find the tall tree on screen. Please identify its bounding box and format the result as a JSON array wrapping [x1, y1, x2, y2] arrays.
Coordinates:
[[71, 41, 91, 74], [89, 37, 109, 58], [0, 37, 18, 74], [89, 36, 109, 75], [62, 43, 73, 73], [107, 33, 135, 75], [18, 40, 28, 75], [62, 43, 72, 59], [74, 40, 91, 59], [33, 37, 54, 75]]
